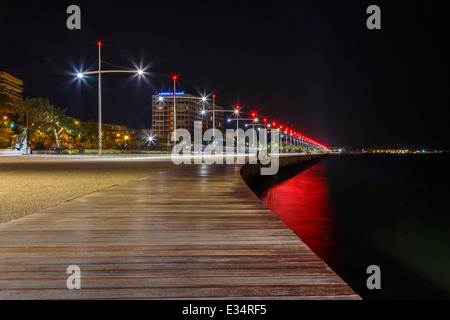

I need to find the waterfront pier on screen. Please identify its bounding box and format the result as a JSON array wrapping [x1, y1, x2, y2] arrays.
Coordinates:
[[0, 155, 360, 299]]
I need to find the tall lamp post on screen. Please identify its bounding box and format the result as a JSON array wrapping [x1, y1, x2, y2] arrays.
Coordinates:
[[200, 99, 239, 153], [234, 105, 240, 150], [212, 94, 216, 141], [171, 74, 178, 146], [76, 41, 145, 157]]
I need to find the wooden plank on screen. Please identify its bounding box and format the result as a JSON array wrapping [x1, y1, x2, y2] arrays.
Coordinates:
[[0, 162, 360, 300]]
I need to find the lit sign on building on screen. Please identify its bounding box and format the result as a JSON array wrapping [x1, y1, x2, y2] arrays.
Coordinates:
[[158, 91, 185, 96]]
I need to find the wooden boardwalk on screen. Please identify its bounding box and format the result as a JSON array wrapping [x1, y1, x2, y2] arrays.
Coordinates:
[[0, 163, 360, 299]]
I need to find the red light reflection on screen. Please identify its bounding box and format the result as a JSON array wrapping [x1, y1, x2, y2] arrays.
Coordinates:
[[259, 162, 337, 263]]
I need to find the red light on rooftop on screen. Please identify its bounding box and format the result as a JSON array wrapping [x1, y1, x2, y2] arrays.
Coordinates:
[[97, 41, 103, 47]]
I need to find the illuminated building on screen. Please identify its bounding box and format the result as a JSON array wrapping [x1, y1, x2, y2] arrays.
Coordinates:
[[0, 71, 23, 107], [151, 92, 224, 140]]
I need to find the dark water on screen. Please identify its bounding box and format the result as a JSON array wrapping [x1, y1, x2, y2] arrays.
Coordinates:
[[248, 154, 450, 300]]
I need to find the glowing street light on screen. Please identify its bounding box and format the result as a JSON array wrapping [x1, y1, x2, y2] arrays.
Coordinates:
[[201, 96, 207, 129], [75, 41, 146, 157]]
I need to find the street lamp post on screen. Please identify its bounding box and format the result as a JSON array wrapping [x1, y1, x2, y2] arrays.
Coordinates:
[[227, 114, 264, 154], [212, 94, 216, 153], [201, 104, 239, 153], [173, 75, 177, 145], [76, 42, 145, 157], [98, 42, 102, 156], [236, 117, 239, 150]]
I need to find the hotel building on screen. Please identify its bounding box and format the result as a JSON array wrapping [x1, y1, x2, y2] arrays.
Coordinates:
[[152, 92, 224, 140]]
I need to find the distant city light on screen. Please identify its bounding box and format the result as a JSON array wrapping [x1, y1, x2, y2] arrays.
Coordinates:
[[137, 69, 144, 75], [77, 73, 84, 78]]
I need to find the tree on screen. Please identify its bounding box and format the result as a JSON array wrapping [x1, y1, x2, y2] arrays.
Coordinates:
[[11, 98, 87, 149], [0, 123, 13, 148], [83, 119, 98, 149]]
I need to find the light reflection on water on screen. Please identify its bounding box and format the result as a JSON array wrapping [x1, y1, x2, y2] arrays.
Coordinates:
[[250, 154, 450, 300], [259, 162, 339, 266]]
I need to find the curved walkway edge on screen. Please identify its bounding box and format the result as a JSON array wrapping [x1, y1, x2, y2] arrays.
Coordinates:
[[0, 155, 361, 300]]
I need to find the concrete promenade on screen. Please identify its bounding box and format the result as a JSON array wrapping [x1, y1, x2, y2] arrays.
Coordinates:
[[0, 154, 360, 299]]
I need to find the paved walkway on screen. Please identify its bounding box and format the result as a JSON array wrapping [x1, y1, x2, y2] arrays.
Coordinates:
[[0, 162, 360, 299]]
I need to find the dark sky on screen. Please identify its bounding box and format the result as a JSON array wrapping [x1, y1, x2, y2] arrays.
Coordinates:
[[1, 0, 449, 149]]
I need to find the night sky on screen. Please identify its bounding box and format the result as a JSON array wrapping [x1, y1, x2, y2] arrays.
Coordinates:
[[1, 0, 449, 149]]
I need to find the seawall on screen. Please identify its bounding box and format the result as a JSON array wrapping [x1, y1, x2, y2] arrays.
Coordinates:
[[240, 153, 329, 183]]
